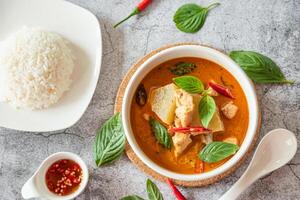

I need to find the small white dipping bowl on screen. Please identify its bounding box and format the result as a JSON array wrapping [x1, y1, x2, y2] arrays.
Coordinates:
[[122, 45, 260, 182], [21, 152, 89, 200]]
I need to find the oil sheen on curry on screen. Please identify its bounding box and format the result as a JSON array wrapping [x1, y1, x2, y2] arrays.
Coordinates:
[[131, 57, 249, 174]]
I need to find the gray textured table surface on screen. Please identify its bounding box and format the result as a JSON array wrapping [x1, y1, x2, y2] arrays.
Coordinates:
[[0, 0, 299, 199]]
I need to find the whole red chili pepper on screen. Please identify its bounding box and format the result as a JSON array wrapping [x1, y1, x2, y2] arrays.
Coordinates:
[[168, 126, 211, 134], [167, 178, 187, 200], [208, 81, 235, 99], [114, 0, 152, 28]]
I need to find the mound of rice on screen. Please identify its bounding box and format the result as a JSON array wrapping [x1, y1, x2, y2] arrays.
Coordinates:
[[0, 27, 74, 110]]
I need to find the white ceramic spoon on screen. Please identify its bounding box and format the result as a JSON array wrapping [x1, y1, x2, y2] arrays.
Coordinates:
[[219, 128, 297, 200]]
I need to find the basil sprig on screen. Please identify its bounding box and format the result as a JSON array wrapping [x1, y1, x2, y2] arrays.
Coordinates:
[[169, 62, 196, 76], [149, 118, 172, 149], [173, 75, 204, 93], [173, 3, 220, 33], [229, 51, 293, 84], [121, 196, 145, 200], [198, 95, 216, 128], [147, 179, 164, 200], [199, 141, 239, 163], [93, 113, 126, 166]]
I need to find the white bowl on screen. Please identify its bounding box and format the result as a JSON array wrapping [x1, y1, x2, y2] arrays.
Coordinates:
[[21, 152, 89, 200], [122, 45, 259, 182], [0, 0, 102, 132]]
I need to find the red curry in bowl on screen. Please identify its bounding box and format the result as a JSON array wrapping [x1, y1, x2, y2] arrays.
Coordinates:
[[130, 57, 249, 174]]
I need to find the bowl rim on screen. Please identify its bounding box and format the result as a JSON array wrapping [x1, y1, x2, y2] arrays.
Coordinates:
[[122, 44, 259, 181]]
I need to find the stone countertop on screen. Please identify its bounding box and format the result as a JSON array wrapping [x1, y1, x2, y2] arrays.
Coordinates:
[[0, 0, 299, 199]]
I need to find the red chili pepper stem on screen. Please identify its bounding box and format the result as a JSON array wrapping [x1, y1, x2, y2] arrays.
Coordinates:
[[167, 178, 187, 200], [114, 0, 152, 28], [114, 8, 140, 28]]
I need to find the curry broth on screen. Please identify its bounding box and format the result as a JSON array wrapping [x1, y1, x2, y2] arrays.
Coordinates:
[[130, 57, 249, 174]]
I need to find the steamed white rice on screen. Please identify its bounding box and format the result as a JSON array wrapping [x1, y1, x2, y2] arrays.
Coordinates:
[[0, 27, 74, 110]]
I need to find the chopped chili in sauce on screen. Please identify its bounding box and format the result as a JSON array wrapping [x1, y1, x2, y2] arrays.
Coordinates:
[[45, 159, 82, 196]]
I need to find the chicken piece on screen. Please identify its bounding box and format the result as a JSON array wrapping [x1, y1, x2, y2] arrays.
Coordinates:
[[223, 137, 239, 145], [221, 101, 238, 119], [206, 86, 219, 97], [191, 94, 224, 133], [174, 89, 194, 127], [171, 89, 195, 157], [150, 83, 178, 125], [172, 132, 192, 157]]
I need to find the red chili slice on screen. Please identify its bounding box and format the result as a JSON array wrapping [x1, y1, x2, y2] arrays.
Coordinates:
[[47, 181, 54, 189], [61, 159, 68, 164], [208, 81, 235, 99], [168, 126, 211, 134], [72, 178, 81, 184], [71, 164, 80, 171]]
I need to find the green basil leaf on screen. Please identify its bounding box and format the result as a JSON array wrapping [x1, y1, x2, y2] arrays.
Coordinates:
[[120, 195, 145, 200], [147, 179, 164, 200], [93, 113, 126, 166], [173, 3, 220, 33], [198, 95, 216, 128], [199, 141, 239, 163], [173, 75, 204, 93], [149, 118, 172, 149], [229, 51, 293, 84], [169, 62, 197, 76]]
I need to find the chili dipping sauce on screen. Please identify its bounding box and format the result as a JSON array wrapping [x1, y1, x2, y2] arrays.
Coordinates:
[[46, 159, 82, 196]]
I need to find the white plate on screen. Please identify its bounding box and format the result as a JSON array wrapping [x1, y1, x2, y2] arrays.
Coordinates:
[[0, 0, 102, 132]]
